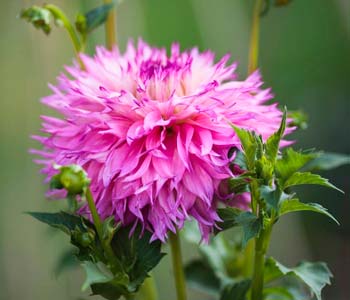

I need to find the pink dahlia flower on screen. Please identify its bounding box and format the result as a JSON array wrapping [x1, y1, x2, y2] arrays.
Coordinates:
[[32, 41, 291, 242]]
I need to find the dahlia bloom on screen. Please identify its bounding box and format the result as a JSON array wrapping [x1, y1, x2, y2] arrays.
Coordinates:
[[32, 41, 290, 242]]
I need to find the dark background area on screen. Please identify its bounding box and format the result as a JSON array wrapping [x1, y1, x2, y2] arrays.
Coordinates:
[[0, 0, 349, 299]]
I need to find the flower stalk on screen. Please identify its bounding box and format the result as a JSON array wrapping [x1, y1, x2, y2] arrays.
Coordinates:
[[43, 4, 84, 68], [139, 275, 158, 300], [248, 0, 264, 74], [169, 232, 187, 300], [103, 0, 117, 49], [250, 216, 273, 300], [85, 188, 121, 272]]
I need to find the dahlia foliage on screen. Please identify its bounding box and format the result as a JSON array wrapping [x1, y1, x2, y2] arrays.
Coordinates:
[[34, 41, 289, 242]]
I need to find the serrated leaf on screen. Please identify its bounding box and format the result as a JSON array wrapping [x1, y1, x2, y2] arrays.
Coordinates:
[[279, 199, 339, 225], [236, 212, 263, 248], [217, 209, 262, 247], [276, 148, 317, 181], [185, 260, 221, 296], [303, 152, 350, 172], [232, 126, 258, 170], [263, 286, 294, 300], [228, 175, 251, 194], [260, 185, 282, 211], [283, 172, 343, 193], [82, 261, 114, 291], [220, 279, 251, 300], [110, 226, 165, 292], [265, 109, 287, 163], [264, 257, 333, 300], [27, 211, 90, 234], [217, 207, 243, 231]]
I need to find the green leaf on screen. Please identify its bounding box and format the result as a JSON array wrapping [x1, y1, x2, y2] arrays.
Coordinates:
[[233, 150, 247, 170], [303, 152, 350, 171], [276, 148, 317, 181], [183, 222, 238, 278], [287, 110, 308, 130], [220, 279, 251, 300], [265, 109, 287, 163], [110, 226, 165, 292], [54, 248, 79, 277], [236, 212, 263, 248], [102, 217, 119, 245], [20, 6, 52, 34], [84, 3, 114, 33], [217, 207, 243, 231], [228, 175, 251, 194], [185, 260, 221, 296], [91, 281, 127, 300], [82, 261, 114, 291], [27, 211, 90, 234], [264, 258, 333, 300], [217, 209, 262, 247], [232, 126, 258, 170], [263, 286, 294, 300], [279, 199, 339, 225], [283, 172, 343, 193], [260, 185, 283, 211], [255, 155, 274, 182]]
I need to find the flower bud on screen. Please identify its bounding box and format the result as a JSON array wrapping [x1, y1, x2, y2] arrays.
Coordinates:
[[50, 164, 90, 196], [73, 228, 96, 247]]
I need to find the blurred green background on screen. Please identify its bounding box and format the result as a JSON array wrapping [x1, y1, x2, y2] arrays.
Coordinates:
[[0, 0, 349, 299]]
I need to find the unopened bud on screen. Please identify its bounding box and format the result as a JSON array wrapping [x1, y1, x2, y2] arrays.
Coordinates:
[[50, 164, 90, 196]]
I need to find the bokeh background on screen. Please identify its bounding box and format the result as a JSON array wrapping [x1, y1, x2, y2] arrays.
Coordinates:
[[0, 0, 349, 299]]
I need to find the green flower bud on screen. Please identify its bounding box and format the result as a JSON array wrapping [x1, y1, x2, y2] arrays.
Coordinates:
[[50, 164, 90, 196], [255, 156, 274, 184], [73, 228, 96, 247]]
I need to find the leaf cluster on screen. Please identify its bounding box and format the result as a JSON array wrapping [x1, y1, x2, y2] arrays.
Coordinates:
[[185, 109, 344, 300], [28, 211, 165, 300]]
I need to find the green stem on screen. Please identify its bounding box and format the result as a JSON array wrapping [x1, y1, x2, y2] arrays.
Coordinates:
[[169, 232, 187, 300], [85, 188, 121, 272], [248, 0, 263, 74], [44, 4, 84, 67], [250, 219, 273, 300], [242, 240, 255, 277], [139, 275, 158, 300], [104, 0, 117, 49]]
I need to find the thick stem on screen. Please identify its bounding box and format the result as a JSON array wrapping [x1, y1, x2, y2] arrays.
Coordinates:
[[248, 0, 263, 74], [250, 220, 273, 300], [85, 188, 121, 272], [139, 275, 158, 300], [242, 240, 255, 277], [104, 0, 117, 49], [169, 232, 187, 300]]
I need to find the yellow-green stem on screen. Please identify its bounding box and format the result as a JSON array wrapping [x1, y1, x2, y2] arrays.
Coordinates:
[[104, 0, 117, 49], [248, 0, 263, 74], [169, 232, 187, 300], [85, 188, 121, 272], [250, 220, 273, 300], [138, 275, 158, 300], [242, 240, 255, 277], [44, 4, 84, 68]]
